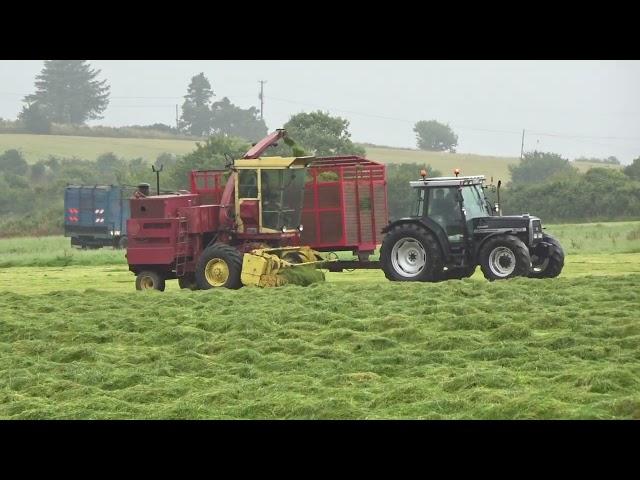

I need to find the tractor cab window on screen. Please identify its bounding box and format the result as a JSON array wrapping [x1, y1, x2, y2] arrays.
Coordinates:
[[460, 185, 490, 220], [238, 169, 258, 198], [260, 168, 306, 231], [426, 187, 464, 241]]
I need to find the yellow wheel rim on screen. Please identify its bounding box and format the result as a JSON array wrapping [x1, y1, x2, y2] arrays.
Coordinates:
[[140, 276, 155, 289], [204, 258, 229, 287]]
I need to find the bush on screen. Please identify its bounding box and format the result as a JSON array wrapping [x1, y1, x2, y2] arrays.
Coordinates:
[[502, 167, 640, 222], [0, 149, 29, 176]]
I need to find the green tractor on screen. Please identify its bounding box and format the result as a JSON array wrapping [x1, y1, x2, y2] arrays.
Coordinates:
[[380, 173, 564, 282]]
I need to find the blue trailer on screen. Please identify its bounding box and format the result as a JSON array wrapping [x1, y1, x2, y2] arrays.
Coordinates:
[[64, 185, 131, 249]]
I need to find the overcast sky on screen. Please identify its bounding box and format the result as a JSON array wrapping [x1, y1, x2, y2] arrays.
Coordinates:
[[1, 60, 639, 163]]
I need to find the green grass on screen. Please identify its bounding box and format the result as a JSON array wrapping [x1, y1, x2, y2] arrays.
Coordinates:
[[0, 133, 198, 163], [1, 220, 639, 419], [545, 221, 640, 254], [0, 274, 638, 419], [0, 236, 125, 268]]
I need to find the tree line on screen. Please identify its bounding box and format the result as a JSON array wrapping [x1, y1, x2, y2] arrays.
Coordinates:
[[497, 152, 640, 223]]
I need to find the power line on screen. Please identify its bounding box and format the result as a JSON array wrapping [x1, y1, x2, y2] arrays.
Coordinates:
[[265, 94, 640, 143]]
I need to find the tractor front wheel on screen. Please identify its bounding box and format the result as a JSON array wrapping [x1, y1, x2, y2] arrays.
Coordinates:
[[479, 235, 531, 281], [195, 244, 243, 290], [135, 270, 166, 291], [528, 234, 565, 279]]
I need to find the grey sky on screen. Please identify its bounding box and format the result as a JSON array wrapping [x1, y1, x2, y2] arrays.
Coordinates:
[[1, 60, 639, 163]]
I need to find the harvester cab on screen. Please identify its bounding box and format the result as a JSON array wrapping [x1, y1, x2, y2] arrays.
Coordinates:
[[379, 170, 565, 283], [232, 155, 312, 237]]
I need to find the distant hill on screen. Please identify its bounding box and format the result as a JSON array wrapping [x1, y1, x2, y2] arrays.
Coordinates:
[[362, 146, 518, 183], [0, 134, 199, 163]]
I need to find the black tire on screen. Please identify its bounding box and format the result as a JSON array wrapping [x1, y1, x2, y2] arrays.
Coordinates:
[[135, 270, 166, 291], [379, 223, 444, 282], [178, 273, 198, 290], [479, 234, 531, 281], [437, 265, 477, 281], [195, 244, 243, 290], [528, 234, 565, 279]]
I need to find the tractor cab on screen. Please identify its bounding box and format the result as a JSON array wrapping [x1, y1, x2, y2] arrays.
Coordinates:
[[410, 175, 491, 246]]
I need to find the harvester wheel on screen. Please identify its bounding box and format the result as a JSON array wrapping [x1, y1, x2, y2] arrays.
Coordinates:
[[380, 223, 444, 282], [178, 273, 198, 290], [195, 244, 243, 290], [479, 235, 531, 281], [528, 234, 565, 279], [135, 270, 166, 291]]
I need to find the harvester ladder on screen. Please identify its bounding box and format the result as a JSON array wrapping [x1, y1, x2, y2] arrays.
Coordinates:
[[175, 217, 189, 277]]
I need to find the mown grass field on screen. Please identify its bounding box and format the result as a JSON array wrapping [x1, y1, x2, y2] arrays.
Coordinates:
[[1, 273, 639, 419], [0, 221, 639, 419]]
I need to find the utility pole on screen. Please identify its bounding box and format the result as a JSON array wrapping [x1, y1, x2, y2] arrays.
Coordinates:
[[175, 104, 179, 132], [520, 129, 525, 160], [258, 80, 266, 120]]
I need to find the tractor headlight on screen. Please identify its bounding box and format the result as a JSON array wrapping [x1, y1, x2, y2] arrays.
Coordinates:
[[282, 226, 287, 233], [298, 224, 304, 232]]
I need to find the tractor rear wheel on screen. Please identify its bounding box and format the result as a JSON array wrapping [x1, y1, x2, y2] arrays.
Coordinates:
[[195, 244, 243, 290], [528, 234, 565, 279], [135, 270, 166, 291], [380, 223, 444, 282], [479, 235, 531, 281]]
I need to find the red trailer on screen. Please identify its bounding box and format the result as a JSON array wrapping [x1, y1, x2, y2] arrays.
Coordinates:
[[301, 156, 388, 267]]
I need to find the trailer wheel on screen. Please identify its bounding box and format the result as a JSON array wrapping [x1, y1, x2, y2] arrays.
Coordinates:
[[479, 235, 531, 281], [135, 270, 166, 291], [195, 244, 243, 290], [528, 234, 565, 279], [380, 223, 444, 282], [178, 273, 199, 290]]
